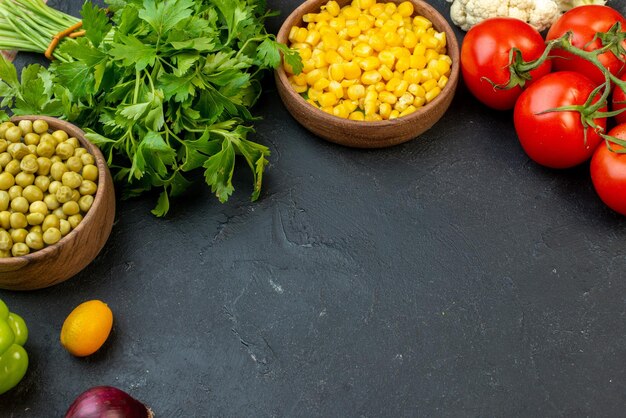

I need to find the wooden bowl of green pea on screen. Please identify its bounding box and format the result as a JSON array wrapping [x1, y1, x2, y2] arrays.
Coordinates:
[[0, 116, 115, 291]]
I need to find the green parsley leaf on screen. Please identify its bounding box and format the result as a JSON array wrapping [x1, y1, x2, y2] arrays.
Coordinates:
[[81, 1, 112, 47]]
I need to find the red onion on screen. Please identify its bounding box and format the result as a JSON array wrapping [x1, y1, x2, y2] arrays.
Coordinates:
[[65, 386, 154, 418]]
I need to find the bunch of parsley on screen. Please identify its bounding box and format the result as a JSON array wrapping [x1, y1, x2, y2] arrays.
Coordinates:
[[0, 0, 301, 216]]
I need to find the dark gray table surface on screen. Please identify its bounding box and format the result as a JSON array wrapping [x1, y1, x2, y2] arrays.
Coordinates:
[[3, 0, 626, 417]]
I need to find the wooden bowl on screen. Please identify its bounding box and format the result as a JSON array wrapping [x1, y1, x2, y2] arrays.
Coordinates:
[[0, 116, 115, 291], [275, 0, 460, 148]]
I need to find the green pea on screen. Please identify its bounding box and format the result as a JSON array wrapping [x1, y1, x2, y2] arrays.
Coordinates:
[[79, 180, 97, 196], [10, 197, 29, 214], [59, 219, 71, 236], [52, 130, 68, 143], [29, 225, 42, 234], [4, 160, 20, 176], [26, 212, 44, 226], [11, 243, 29, 257], [0, 230, 12, 251], [34, 176, 50, 192], [43, 194, 59, 211], [9, 212, 27, 229], [82, 164, 98, 182], [22, 185, 43, 203], [68, 214, 83, 229], [8, 143, 29, 160], [0, 173, 15, 190], [0, 121, 14, 139], [66, 156, 83, 173], [41, 214, 59, 231], [48, 180, 61, 195], [80, 153, 95, 166], [8, 185, 22, 200], [62, 171, 82, 189], [0, 191, 9, 211], [42, 227, 61, 245], [25, 232, 43, 250], [0, 152, 11, 168], [0, 139, 8, 153], [36, 140, 55, 158], [4, 126, 22, 143], [29, 201, 48, 215], [0, 211, 10, 229], [10, 228, 28, 243], [62, 201, 80, 216], [50, 162, 68, 181], [15, 172, 35, 188], [78, 195, 94, 212], [32, 119, 48, 134], [55, 142, 74, 160], [17, 120, 32, 135], [19, 155, 38, 174], [53, 207, 67, 220], [56, 185, 73, 203], [36, 157, 51, 176], [23, 133, 39, 146]]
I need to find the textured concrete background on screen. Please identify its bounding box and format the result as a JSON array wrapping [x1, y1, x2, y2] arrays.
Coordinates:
[[2, 0, 626, 416]]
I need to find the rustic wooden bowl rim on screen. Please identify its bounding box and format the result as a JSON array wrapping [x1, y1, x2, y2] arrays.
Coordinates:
[[0, 115, 108, 268], [274, 0, 460, 144]]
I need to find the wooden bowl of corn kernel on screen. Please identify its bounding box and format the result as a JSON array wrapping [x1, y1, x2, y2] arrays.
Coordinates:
[[275, 0, 460, 148]]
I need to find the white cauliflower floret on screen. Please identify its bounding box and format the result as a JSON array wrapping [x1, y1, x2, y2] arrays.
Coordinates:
[[448, 0, 605, 32]]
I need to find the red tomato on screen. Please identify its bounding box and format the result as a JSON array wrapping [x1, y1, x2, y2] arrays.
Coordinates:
[[513, 71, 606, 169], [546, 5, 626, 86], [461, 17, 552, 111], [590, 124, 626, 215], [611, 73, 626, 125]]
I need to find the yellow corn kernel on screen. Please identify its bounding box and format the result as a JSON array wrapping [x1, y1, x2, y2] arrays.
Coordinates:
[[403, 68, 420, 84], [408, 83, 426, 98], [315, 20, 329, 31], [413, 43, 426, 57], [345, 100, 358, 113], [329, 63, 345, 81], [438, 75, 449, 89], [374, 16, 387, 28], [368, 33, 386, 52], [306, 98, 318, 108], [292, 73, 308, 86], [290, 82, 308, 93], [328, 80, 344, 98], [325, 1, 341, 16], [425, 86, 441, 102], [288, 26, 299, 43], [375, 81, 386, 92], [342, 5, 360, 20], [422, 34, 439, 50], [313, 77, 330, 91], [369, 3, 385, 17], [326, 49, 343, 65], [397, 1, 414, 17], [312, 50, 327, 68], [418, 69, 433, 84], [354, 42, 373, 58], [361, 70, 382, 85], [439, 54, 452, 66], [389, 110, 400, 119], [358, 14, 375, 31], [392, 13, 405, 27], [400, 105, 417, 117], [321, 106, 334, 114], [378, 50, 395, 68], [337, 48, 354, 63], [379, 102, 392, 119], [413, 16, 433, 29], [296, 46, 312, 61], [323, 32, 340, 50], [379, 65, 394, 81], [357, 0, 375, 9], [365, 113, 383, 121], [346, 23, 361, 38], [364, 89, 377, 102], [333, 103, 350, 118], [385, 77, 401, 93], [397, 92, 414, 108], [422, 78, 438, 92], [343, 61, 362, 79], [319, 25, 335, 35], [308, 88, 323, 102], [364, 100, 378, 116], [305, 69, 324, 85], [360, 56, 380, 71], [403, 31, 418, 50], [393, 80, 409, 97], [303, 13, 317, 23], [379, 91, 397, 105], [431, 59, 451, 76], [307, 22, 316, 31], [317, 10, 332, 22], [341, 78, 357, 87], [319, 92, 338, 107], [302, 59, 315, 73], [425, 49, 439, 63], [383, 31, 402, 47], [434, 32, 447, 50], [384, 2, 396, 15], [349, 111, 365, 121], [305, 30, 321, 46], [330, 16, 347, 32], [382, 19, 399, 33], [395, 56, 410, 73], [410, 54, 427, 70], [296, 27, 309, 43], [413, 96, 426, 107]]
